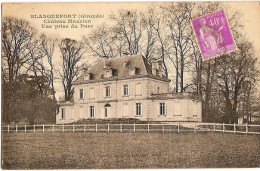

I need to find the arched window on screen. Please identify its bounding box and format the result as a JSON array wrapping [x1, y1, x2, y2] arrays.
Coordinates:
[[104, 104, 111, 118]]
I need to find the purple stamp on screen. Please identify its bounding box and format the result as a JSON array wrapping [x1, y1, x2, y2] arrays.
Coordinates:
[[191, 9, 236, 60]]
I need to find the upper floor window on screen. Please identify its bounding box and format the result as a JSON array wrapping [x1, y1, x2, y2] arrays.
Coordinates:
[[105, 86, 110, 97], [136, 103, 141, 116], [175, 102, 181, 116], [135, 83, 142, 96], [123, 85, 129, 96], [61, 109, 65, 119], [160, 103, 166, 115], [90, 106, 95, 117], [79, 89, 84, 99], [90, 88, 95, 99]]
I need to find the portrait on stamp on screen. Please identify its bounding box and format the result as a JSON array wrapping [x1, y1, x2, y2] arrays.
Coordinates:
[[191, 9, 236, 60]]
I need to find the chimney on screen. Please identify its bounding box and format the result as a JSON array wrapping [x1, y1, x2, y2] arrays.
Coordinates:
[[103, 56, 109, 69], [158, 61, 163, 77], [151, 61, 158, 76], [124, 58, 129, 67]]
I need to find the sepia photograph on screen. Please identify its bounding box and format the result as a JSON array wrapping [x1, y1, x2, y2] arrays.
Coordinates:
[[1, 1, 260, 169]]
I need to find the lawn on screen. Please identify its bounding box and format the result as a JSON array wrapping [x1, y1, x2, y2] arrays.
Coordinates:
[[2, 132, 260, 169]]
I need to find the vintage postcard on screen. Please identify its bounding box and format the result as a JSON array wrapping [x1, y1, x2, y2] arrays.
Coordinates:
[[1, 2, 260, 169]]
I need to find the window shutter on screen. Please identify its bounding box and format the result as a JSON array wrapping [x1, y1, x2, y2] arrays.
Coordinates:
[[103, 86, 106, 97], [133, 103, 136, 116], [165, 102, 167, 116], [128, 84, 130, 96], [122, 84, 124, 96]]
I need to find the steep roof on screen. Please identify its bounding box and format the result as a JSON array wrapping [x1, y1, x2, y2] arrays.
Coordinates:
[[74, 54, 169, 84], [91, 54, 152, 79]]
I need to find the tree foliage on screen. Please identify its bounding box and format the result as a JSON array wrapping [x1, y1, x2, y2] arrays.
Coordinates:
[[2, 75, 57, 124], [2, 17, 57, 124]]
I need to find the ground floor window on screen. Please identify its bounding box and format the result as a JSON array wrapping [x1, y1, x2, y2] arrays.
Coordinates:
[[61, 109, 65, 119], [90, 106, 95, 117], [105, 107, 108, 118], [136, 103, 141, 116], [160, 103, 166, 115]]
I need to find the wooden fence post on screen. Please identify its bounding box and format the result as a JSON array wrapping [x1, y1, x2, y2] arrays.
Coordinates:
[[120, 123, 122, 133], [213, 123, 216, 133], [53, 124, 55, 132], [43, 124, 45, 133], [25, 125, 26, 133], [178, 122, 180, 133], [84, 124, 86, 133], [96, 123, 97, 133], [7, 125, 9, 133], [16, 124, 17, 133], [246, 123, 248, 134], [34, 124, 35, 133], [73, 124, 75, 133], [223, 123, 225, 133], [194, 123, 196, 133], [63, 124, 64, 133], [163, 124, 165, 133], [134, 123, 136, 133], [234, 123, 236, 134], [148, 123, 150, 133], [108, 123, 110, 133]]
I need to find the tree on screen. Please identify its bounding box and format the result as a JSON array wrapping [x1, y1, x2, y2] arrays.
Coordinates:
[[25, 37, 46, 77], [2, 17, 36, 82], [162, 2, 195, 93], [84, 24, 117, 58], [146, 7, 168, 77], [110, 10, 146, 55], [59, 38, 86, 101], [41, 34, 57, 100], [215, 41, 258, 123], [2, 75, 56, 124]]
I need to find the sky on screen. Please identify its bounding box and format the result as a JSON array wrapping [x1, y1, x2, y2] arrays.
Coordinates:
[[2, 2, 260, 98]]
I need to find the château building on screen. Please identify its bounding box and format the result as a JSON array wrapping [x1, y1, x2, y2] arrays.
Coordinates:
[[57, 55, 202, 124]]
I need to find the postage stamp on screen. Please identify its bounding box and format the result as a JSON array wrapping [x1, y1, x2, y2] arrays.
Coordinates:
[[191, 9, 236, 60]]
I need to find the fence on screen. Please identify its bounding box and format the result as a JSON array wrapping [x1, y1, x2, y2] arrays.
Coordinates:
[[2, 122, 260, 135]]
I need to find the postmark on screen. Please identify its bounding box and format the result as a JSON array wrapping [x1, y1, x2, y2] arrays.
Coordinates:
[[191, 9, 236, 60]]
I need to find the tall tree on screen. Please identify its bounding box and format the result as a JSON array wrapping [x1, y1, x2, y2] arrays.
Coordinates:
[[59, 38, 86, 101], [25, 37, 46, 77], [41, 34, 57, 100], [2, 17, 36, 82], [162, 2, 195, 92], [84, 24, 117, 58], [216, 41, 258, 123], [146, 7, 168, 77], [110, 10, 145, 55]]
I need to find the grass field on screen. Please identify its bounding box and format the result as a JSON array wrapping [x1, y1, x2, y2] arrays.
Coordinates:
[[2, 132, 260, 169]]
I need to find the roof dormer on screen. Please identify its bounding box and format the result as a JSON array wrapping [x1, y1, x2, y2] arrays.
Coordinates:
[[104, 67, 113, 78], [84, 73, 93, 81], [129, 67, 139, 76]]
